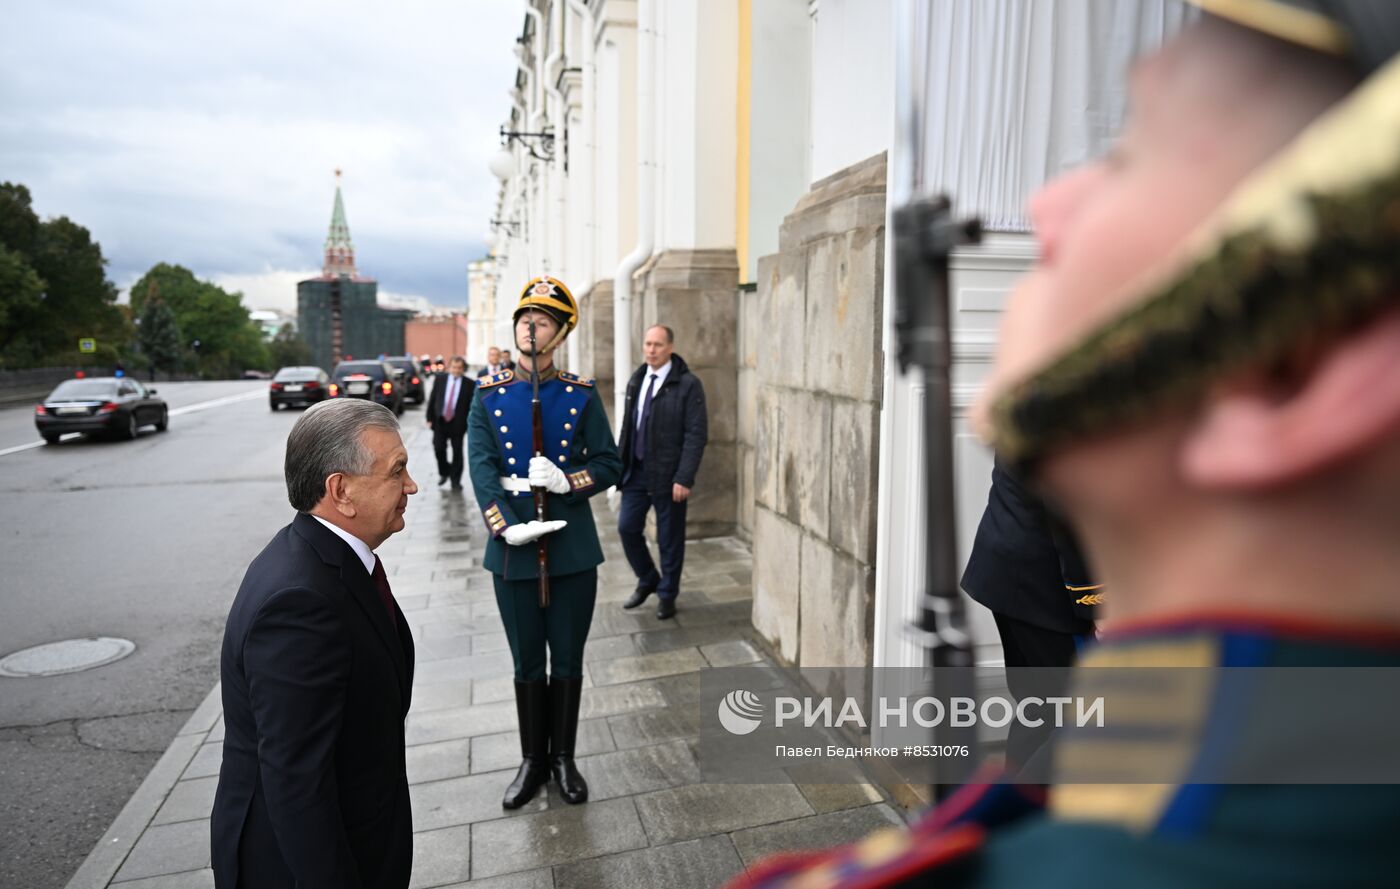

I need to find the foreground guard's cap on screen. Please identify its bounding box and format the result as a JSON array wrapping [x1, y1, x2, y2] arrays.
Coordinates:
[[985, 0, 1400, 470], [514, 276, 578, 353]]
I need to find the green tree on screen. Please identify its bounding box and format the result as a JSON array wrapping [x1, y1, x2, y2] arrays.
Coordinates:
[[128, 263, 268, 377], [0, 243, 47, 367], [268, 323, 312, 368], [137, 295, 182, 374], [0, 181, 125, 367]]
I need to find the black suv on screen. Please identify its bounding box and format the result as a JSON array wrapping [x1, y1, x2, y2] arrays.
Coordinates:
[[269, 366, 330, 410], [330, 360, 405, 416], [384, 356, 427, 405]]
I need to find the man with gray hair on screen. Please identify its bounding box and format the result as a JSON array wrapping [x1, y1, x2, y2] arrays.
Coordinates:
[[212, 399, 418, 889]]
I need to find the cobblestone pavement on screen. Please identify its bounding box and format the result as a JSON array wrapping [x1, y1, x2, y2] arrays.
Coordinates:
[[67, 424, 905, 888]]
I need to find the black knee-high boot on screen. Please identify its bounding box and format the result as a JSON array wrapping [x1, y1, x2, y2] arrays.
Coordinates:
[[502, 679, 550, 809], [549, 676, 588, 804]]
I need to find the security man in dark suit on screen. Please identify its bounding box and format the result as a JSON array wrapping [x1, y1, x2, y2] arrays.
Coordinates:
[[961, 456, 1098, 770], [212, 399, 417, 889], [467, 276, 622, 810], [425, 355, 475, 490], [616, 325, 708, 619]]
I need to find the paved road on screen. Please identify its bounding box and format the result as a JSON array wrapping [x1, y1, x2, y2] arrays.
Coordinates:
[[0, 381, 425, 888]]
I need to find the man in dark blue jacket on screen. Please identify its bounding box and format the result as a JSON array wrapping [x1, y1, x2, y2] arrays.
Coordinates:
[[616, 325, 708, 619]]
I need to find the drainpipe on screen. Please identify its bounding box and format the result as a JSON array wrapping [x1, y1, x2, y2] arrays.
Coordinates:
[[613, 0, 654, 430], [543, 0, 566, 366]]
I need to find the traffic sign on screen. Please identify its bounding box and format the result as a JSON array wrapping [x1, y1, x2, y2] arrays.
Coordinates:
[[78, 338, 96, 353]]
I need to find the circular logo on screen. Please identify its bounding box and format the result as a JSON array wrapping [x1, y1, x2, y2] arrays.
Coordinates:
[[718, 689, 764, 735]]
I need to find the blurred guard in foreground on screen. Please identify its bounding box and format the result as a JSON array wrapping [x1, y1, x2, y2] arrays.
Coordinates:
[[468, 277, 622, 809], [727, 1, 1400, 886]]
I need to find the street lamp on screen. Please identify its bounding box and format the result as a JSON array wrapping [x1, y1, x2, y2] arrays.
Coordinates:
[[489, 147, 516, 181]]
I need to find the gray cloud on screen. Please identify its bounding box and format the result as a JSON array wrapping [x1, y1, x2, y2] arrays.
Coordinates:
[[1, 0, 520, 311]]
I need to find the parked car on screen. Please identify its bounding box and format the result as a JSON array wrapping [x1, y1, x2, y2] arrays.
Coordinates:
[[35, 376, 168, 443], [384, 356, 427, 404], [329, 360, 404, 416], [269, 366, 330, 410]]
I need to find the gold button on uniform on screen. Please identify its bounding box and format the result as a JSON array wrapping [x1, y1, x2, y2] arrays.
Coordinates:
[[557, 455, 566, 463], [505, 442, 513, 449], [508, 458, 516, 465], [566, 386, 574, 393], [564, 423, 572, 430], [569, 408, 577, 415], [500, 425, 508, 433], [560, 440, 568, 447], [494, 409, 503, 417]]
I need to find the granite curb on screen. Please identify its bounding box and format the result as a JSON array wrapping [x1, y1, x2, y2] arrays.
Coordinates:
[[63, 682, 223, 889]]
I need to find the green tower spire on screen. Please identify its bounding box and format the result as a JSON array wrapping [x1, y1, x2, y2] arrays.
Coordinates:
[[323, 169, 357, 278]]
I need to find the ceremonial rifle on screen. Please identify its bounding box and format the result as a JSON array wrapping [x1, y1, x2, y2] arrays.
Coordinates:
[[893, 196, 982, 798], [528, 316, 551, 608]]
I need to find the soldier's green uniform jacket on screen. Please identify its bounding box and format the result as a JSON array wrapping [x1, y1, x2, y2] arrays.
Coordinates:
[[725, 617, 1400, 889], [468, 366, 623, 579]]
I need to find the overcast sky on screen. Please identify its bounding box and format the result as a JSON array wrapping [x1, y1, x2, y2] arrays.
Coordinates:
[[1, 0, 521, 314]]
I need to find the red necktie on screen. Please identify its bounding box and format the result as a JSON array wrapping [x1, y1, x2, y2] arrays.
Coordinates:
[[442, 378, 456, 422], [371, 556, 397, 626]]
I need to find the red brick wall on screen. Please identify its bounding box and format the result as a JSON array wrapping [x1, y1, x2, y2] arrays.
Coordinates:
[[405, 315, 468, 360]]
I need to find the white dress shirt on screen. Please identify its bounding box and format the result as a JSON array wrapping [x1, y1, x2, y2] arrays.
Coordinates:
[[312, 515, 376, 574], [636, 359, 672, 432]]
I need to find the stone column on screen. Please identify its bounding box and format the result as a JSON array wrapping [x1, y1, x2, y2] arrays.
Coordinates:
[[634, 250, 739, 539]]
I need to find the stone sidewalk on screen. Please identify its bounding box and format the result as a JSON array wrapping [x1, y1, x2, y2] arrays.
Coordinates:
[[66, 424, 906, 888]]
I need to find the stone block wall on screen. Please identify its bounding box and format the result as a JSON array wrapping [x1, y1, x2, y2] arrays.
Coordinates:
[[749, 152, 886, 669]]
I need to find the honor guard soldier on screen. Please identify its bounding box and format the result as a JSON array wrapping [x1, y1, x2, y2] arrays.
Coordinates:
[[727, 1, 1400, 887], [467, 276, 622, 810]]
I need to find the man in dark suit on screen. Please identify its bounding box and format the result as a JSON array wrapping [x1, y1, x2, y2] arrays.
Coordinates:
[[426, 355, 474, 490], [616, 324, 708, 620], [477, 345, 506, 378], [960, 456, 1098, 770], [212, 398, 418, 889]]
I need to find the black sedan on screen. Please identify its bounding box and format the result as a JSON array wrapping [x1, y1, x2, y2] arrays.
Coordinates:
[[329, 360, 405, 416], [35, 377, 168, 443], [269, 366, 330, 410], [385, 356, 427, 404]]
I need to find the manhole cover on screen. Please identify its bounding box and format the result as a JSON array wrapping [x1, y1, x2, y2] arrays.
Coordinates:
[[0, 637, 136, 677]]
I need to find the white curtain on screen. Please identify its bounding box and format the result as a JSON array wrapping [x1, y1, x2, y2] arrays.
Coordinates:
[[917, 0, 1195, 231]]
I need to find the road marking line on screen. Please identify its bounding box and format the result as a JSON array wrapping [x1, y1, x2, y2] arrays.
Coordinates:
[[0, 440, 46, 457], [1, 389, 266, 457], [168, 389, 265, 417]]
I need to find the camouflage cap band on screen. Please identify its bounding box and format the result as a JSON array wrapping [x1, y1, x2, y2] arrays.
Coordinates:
[[986, 52, 1400, 470]]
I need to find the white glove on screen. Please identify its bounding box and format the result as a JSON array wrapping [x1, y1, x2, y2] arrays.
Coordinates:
[[528, 455, 571, 495], [502, 519, 567, 546]]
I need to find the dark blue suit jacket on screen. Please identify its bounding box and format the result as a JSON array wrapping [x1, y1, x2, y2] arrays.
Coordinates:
[[211, 513, 414, 889]]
